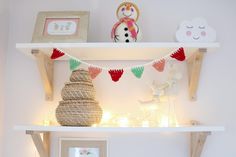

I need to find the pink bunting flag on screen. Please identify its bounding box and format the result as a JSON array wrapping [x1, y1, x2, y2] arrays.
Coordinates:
[[88, 67, 102, 79], [153, 59, 166, 72], [170, 47, 185, 61], [51, 48, 65, 60], [108, 69, 124, 82]]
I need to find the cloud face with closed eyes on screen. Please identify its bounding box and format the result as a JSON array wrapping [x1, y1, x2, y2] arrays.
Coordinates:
[[176, 18, 216, 42]]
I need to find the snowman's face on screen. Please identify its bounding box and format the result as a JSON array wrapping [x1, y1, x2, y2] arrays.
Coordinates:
[[117, 2, 139, 21]]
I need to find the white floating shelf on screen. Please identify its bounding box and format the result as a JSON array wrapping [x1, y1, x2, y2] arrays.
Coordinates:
[[14, 125, 224, 133], [15, 124, 224, 157], [16, 42, 220, 60]]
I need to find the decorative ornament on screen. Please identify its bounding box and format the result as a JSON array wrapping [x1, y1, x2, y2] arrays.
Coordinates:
[[175, 18, 216, 42], [51, 48, 65, 59], [108, 69, 124, 82], [139, 64, 183, 105], [153, 59, 166, 72], [131, 66, 144, 79], [170, 47, 185, 61], [69, 58, 81, 71], [88, 67, 102, 79], [56, 69, 103, 126], [111, 2, 142, 42]]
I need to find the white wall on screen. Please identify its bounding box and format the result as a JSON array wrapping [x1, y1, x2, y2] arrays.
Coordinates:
[[4, 0, 236, 157], [0, 0, 8, 155]]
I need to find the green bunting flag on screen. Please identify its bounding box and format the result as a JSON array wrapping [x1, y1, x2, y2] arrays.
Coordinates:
[[131, 66, 144, 79], [69, 58, 81, 71]]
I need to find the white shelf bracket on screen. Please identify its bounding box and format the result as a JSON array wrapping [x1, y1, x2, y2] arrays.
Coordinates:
[[26, 131, 50, 157], [187, 48, 206, 101], [32, 49, 54, 101]]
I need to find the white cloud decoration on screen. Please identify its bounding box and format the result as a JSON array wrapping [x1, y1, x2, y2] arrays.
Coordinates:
[[175, 18, 216, 42]]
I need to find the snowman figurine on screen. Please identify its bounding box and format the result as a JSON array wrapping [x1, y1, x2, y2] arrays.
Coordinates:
[[111, 2, 142, 42]]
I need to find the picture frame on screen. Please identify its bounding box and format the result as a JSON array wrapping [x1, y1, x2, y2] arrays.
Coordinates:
[[59, 138, 108, 157], [32, 11, 89, 43]]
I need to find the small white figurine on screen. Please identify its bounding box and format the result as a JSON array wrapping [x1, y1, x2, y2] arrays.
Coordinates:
[[111, 2, 142, 42], [176, 18, 216, 42], [139, 64, 182, 105]]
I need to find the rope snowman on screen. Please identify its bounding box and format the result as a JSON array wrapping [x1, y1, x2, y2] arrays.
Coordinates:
[[111, 2, 142, 42]]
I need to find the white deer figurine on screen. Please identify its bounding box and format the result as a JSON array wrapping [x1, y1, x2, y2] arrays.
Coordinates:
[[139, 71, 182, 105]]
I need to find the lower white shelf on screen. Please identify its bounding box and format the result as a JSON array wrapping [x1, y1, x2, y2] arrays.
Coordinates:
[[14, 125, 225, 133], [14, 125, 224, 157]]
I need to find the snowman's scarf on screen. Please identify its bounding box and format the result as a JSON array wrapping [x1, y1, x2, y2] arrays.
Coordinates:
[[111, 17, 138, 40]]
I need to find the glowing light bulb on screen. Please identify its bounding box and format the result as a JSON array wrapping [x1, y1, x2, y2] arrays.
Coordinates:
[[169, 115, 179, 127], [92, 124, 98, 127], [118, 117, 129, 127], [159, 96, 168, 102], [147, 105, 158, 111], [43, 119, 50, 126], [102, 111, 112, 123], [160, 115, 169, 127], [142, 121, 150, 127]]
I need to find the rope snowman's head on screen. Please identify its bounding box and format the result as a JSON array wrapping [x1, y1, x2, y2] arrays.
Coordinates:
[[116, 2, 140, 21]]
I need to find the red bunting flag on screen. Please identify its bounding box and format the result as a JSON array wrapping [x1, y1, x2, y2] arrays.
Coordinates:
[[153, 59, 166, 72], [51, 48, 65, 60], [170, 47, 185, 61], [88, 67, 102, 79], [108, 69, 124, 82]]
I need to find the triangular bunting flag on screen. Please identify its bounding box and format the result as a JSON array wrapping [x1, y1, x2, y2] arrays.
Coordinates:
[[108, 69, 124, 82], [69, 58, 81, 71], [153, 59, 165, 72], [88, 67, 102, 79], [51, 48, 65, 59], [131, 66, 144, 79], [170, 47, 185, 61]]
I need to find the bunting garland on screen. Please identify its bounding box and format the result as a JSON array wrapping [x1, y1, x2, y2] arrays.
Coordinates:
[[153, 59, 165, 72], [131, 66, 144, 79], [88, 67, 102, 79], [51, 48, 65, 59], [69, 58, 81, 71], [50, 47, 186, 82], [109, 69, 124, 82], [170, 47, 185, 61]]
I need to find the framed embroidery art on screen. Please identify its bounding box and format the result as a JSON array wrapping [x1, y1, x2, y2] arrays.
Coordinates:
[[59, 138, 108, 157], [32, 11, 89, 43]]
